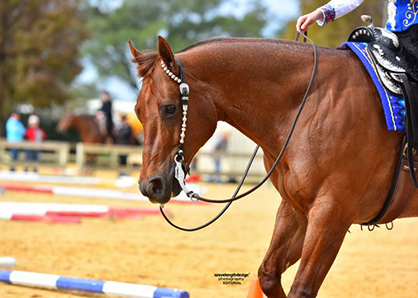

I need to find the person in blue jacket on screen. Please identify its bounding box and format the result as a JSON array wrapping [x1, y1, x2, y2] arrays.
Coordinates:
[[296, 0, 418, 61], [6, 112, 26, 172]]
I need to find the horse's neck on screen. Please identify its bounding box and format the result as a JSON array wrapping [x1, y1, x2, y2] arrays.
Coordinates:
[[183, 39, 325, 154], [72, 116, 91, 139]]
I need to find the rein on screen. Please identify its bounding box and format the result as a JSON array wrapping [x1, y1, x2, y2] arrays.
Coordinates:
[[160, 32, 318, 231]]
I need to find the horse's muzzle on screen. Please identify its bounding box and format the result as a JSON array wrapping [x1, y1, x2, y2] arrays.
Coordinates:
[[138, 164, 182, 204]]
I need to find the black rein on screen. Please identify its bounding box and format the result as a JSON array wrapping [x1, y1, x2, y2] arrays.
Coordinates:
[[160, 31, 318, 231]]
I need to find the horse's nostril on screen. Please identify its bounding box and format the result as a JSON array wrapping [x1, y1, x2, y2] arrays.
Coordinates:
[[151, 179, 163, 195], [149, 177, 163, 195]]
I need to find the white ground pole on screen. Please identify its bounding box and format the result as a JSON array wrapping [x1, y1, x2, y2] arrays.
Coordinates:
[[0, 258, 16, 268], [0, 202, 161, 220], [0, 171, 101, 185], [52, 185, 204, 203], [0, 184, 206, 205], [0, 269, 189, 298]]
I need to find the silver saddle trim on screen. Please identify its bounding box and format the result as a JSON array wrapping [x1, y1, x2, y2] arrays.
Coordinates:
[[369, 45, 405, 73], [374, 62, 404, 95]]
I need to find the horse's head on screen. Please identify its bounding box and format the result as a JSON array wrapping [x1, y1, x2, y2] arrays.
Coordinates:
[[57, 112, 75, 132], [130, 36, 218, 204]]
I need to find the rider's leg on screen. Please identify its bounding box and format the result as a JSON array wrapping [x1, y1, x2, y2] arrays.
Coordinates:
[[396, 25, 418, 147], [396, 24, 418, 69]]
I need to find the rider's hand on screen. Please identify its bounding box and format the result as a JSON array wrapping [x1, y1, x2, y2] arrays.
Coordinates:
[[296, 9, 324, 33]]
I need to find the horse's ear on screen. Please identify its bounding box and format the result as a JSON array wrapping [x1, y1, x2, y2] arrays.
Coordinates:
[[158, 36, 178, 71], [128, 40, 142, 59]]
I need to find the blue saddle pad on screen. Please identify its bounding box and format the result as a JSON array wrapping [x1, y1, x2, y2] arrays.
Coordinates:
[[342, 42, 405, 131]]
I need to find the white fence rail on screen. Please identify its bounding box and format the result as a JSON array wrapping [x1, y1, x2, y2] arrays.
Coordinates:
[[75, 143, 142, 171], [0, 139, 69, 169], [0, 139, 266, 179]]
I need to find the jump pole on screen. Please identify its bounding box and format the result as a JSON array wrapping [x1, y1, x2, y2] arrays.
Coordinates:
[[0, 213, 81, 224], [0, 184, 207, 205], [0, 269, 190, 298], [0, 171, 101, 185], [0, 258, 16, 268], [0, 202, 163, 218]]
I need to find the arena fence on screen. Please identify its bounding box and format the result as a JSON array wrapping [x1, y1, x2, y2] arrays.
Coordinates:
[[0, 139, 69, 170], [75, 142, 142, 171], [0, 139, 266, 180]]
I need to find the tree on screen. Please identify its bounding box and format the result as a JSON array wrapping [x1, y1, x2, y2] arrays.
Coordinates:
[[280, 0, 386, 47], [83, 0, 268, 90], [0, 0, 89, 121]]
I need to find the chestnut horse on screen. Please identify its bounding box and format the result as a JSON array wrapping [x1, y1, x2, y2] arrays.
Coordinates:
[[57, 113, 104, 144], [129, 36, 418, 297]]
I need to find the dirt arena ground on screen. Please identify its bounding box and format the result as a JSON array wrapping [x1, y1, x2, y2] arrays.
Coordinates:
[[1, 174, 418, 298]]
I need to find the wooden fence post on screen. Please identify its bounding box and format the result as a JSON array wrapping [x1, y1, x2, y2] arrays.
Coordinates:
[[75, 143, 85, 173], [58, 144, 70, 170]]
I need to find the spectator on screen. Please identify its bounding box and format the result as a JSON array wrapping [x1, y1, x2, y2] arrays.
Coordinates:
[[25, 115, 45, 173], [209, 131, 230, 183], [95, 110, 107, 139], [117, 115, 133, 170], [117, 115, 133, 146], [6, 112, 26, 172], [100, 91, 115, 143]]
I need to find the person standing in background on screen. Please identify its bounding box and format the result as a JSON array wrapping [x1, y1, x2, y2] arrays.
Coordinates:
[[95, 110, 107, 140], [25, 115, 45, 173], [209, 131, 230, 183], [6, 112, 26, 172], [100, 91, 115, 143], [117, 115, 133, 175], [117, 115, 133, 146]]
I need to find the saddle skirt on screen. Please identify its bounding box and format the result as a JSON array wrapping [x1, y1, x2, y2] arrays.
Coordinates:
[[348, 26, 418, 95]]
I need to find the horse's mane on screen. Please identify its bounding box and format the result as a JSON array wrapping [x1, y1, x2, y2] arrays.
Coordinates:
[[178, 37, 279, 53], [178, 37, 328, 54], [132, 51, 159, 78], [134, 38, 340, 78]]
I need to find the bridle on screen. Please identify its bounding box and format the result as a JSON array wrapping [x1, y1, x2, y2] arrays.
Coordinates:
[[159, 32, 318, 231]]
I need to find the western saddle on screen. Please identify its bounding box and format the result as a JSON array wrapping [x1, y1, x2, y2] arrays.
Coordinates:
[[349, 16, 418, 229]]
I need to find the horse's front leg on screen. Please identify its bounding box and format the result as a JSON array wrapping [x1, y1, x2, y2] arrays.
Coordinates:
[[288, 196, 356, 298], [258, 200, 308, 298]]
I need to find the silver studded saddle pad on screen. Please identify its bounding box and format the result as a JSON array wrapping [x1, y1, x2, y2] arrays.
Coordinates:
[[349, 26, 418, 96]]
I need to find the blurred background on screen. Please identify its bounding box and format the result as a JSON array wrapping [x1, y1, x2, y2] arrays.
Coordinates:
[[4, 3, 418, 298], [0, 0, 387, 179], [0, 0, 389, 125]]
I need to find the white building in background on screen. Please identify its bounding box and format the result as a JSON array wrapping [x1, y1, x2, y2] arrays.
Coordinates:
[[198, 122, 266, 179], [85, 98, 135, 115]]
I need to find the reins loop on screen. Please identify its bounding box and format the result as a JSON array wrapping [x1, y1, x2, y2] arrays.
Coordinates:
[[160, 31, 317, 231]]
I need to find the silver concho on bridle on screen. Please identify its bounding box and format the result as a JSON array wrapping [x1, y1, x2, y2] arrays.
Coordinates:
[[160, 60, 197, 200]]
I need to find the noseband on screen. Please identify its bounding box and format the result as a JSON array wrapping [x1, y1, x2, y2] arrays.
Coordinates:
[[159, 32, 318, 231]]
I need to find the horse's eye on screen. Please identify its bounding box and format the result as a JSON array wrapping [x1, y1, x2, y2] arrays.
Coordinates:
[[165, 105, 177, 115]]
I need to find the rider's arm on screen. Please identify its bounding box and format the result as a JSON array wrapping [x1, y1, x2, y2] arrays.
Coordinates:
[[317, 0, 365, 26], [297, 0, 365, 32]]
